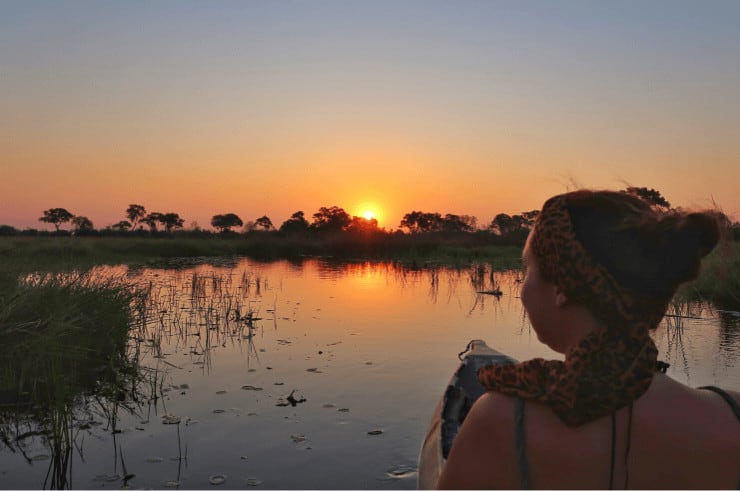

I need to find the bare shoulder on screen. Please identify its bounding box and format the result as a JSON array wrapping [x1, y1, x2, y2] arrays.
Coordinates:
[[436, 391, 519, 489]]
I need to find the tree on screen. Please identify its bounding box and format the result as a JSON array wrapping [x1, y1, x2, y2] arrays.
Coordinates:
[[142, 212, 163, 232], [346, 216, 379, 233], [110, 220, 132, 232], [39, 208, 74, 231], [160, 212, 184, 232], [399, 211, 443, 233], [211, 213, 243, 233], [71, 216, 94, 232], [489, 213, 519, 236], [126, 204, 146, 230], [311, 206, 351, 231], [279, 211, 310, 234], [441, 214, 477, 233], [254, 215, 274, 231], [624, 187, 671, 210]]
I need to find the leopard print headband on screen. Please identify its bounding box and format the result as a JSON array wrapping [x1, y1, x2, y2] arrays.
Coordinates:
[[478, 194, 669, 426]]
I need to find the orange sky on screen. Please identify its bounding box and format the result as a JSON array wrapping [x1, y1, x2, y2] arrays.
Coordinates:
[[2, 2, 739, 230]]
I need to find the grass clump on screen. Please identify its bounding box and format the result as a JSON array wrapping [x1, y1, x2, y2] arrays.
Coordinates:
[[0, 272, 143, 404], [677, 242, 740, 310]]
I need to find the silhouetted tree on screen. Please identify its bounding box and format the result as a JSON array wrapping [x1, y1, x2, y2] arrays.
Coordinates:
[[160, 212, 184, 232], [624, 187, 671, 210], [71, 216, 94, 232], [254, 215, 274, 231], [211, 213, 243, 233], [110, 220, 131, 232], [279, 211, 310, 234], [142, 212, 163, 232], [0, 225, 18, 236], [311, 206, 351, 231], [441, 214, 477, 232], [39, 208, 74, 231], [126, 204, 146, 230], [400, 211, 443, 233], [520, 210, 540, 227], [489, 213, 519, 236], [346, 216, 379, 233]]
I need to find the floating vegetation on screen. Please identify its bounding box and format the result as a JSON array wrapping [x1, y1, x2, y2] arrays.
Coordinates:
[[162, 414, 181, 425], [385, 465, 417, 479], [276, 390, 307, 407], [241, 385, 263, 391], [367, 429, 384, 435], [146, 457, 165, 463], [94, 474, 121, 482], [245, 477, 263, 486], [209, 474, 227, 485], [290, 434, 306, 443]]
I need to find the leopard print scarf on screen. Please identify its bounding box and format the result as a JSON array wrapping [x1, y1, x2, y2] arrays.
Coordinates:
[[478, 194, 669, 427]]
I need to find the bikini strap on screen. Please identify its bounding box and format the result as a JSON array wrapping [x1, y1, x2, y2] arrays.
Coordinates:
[[698, 386, 740, 422]]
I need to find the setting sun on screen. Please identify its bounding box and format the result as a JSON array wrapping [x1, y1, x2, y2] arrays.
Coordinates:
[[363, 210, 375, 220]]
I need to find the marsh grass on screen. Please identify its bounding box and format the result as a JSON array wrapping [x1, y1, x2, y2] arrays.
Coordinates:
[[0, 272, 144, 401], [0, 234, 523, 270], [0, 268, 160, 489], [676, 242, 740, 310]]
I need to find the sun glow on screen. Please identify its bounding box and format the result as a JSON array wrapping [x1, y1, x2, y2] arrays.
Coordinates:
[[363, 210, 375, 221]]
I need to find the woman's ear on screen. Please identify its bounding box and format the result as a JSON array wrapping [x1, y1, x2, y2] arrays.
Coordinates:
[[554, 285, 568, 308]]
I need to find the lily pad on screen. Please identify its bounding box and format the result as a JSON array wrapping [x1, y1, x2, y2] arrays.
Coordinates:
[[164, 480, 180, 487], [209, 474, 227, 485], [367, 429, 384, 435], [94, 474, 121, 482], [245, 477, 263, 487], [216, 390, 227, 394], [162, 414, 181, 425], [241, 385, 263, 391], [213, 409, 226, 414], [290, 434, 306, 443]]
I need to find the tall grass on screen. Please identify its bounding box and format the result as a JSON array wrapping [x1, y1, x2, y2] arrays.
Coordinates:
[[0, 272, 143, 402], [0, 270, 154, 488], [0, 234, 523, 269], [677, 241, 740, 310]]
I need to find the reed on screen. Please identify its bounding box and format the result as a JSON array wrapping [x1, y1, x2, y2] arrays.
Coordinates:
[[0, 234, 523, 269], [0, 271, 145, 402], [676, 242, 740, 310]]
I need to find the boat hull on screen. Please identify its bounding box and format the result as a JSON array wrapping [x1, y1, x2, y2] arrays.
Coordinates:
[[417, 339, 517, 489]]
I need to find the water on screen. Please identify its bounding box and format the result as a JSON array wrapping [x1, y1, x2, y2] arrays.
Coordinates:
[[1, 258, 737, 489]]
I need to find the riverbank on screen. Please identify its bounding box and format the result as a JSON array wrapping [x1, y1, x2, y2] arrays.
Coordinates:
[[0, 235, 738, 309]]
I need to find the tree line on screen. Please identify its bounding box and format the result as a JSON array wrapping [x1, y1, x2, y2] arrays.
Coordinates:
[[2, 187, 737, 241]]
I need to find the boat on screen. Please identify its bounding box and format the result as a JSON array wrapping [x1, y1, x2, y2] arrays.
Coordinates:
[[417, 339, 517, 489]]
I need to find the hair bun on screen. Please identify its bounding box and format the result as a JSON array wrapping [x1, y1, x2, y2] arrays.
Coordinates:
[[658, 212, 721, 286]]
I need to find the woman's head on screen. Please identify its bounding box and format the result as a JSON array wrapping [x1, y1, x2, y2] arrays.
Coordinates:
[[527, 190, 721, 325], [481, 189, 723, 426]]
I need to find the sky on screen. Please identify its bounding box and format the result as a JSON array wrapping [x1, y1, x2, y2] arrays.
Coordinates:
[[2, 0, 739, 231]]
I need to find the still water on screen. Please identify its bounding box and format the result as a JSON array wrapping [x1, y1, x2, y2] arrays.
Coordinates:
[[1, 258, 737, 489]]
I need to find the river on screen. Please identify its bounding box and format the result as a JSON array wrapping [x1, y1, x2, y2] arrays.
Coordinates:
[[0, 257, 737, 489]]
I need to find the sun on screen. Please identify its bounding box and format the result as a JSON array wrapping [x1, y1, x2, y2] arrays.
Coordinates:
[[362, 210, 376, 221]]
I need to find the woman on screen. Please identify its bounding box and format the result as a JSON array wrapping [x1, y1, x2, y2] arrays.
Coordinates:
[[437, 190, 740, 489]]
